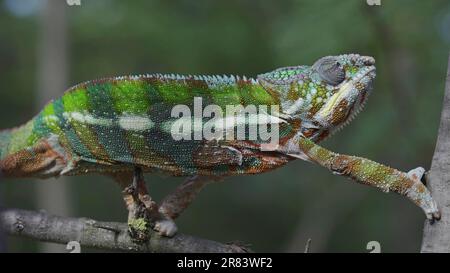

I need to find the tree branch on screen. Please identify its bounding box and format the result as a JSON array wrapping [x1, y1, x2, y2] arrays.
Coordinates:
[[421, 53, 450, 253], [0, 208, 249, 253]]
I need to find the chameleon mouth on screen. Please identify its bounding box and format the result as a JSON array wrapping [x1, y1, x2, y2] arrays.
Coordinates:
[[353, 65, 376, 83]]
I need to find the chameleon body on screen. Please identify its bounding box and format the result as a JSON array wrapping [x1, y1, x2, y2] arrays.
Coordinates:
[[0, 54, 440, 238]]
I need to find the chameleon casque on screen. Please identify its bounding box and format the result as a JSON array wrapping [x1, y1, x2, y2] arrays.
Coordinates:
[[0, 54, 441, 240]]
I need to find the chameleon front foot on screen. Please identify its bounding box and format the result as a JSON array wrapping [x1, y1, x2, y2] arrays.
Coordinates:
[[120, 168, 153, 243], [127, 209, 178, 240], [128, 215, 177, 239], [406, 167, 441, 222]]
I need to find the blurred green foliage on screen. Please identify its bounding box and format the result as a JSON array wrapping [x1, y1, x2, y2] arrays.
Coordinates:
[[0, 0, 449, 252]]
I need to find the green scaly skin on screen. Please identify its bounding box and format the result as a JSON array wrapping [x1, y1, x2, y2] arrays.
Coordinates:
[[0, 54, 440, 239]]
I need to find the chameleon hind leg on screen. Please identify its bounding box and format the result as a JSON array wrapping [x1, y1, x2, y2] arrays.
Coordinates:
[[285, 137, 440, 221], [130, 167, 178, 237], [159, 175, 212, 220], [113, 169, 153, 242], [156, 143, 241, 220], [113, 167, 176, 240]]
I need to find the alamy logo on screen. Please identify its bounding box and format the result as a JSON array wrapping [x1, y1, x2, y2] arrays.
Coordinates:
[[66, 241, 81, 253], [366, 0, 381, 6], [66, 0, 81, 6], [171, 97, 281, 151], [366, 241, 381, 253]]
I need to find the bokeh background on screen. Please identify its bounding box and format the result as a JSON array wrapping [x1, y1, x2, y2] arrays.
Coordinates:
[[0, 0, 449, 253]]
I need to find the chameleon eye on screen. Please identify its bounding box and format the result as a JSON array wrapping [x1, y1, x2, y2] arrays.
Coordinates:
[[313, 57, 345, 85]]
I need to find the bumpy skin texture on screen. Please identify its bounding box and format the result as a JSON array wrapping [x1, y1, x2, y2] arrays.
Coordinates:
[[0, 54, 440, 238]]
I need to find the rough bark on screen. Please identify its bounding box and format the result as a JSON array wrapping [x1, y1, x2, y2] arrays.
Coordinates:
[[0, 208, 248, 253], [421, 54, 450, 253]]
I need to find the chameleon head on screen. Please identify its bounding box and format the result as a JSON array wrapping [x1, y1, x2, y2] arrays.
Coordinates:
[[309, 54, 376, 128], [258, 54, 376, 139]]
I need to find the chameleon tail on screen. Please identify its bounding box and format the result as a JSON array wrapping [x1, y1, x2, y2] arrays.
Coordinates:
[[0, 123, 69, 178]]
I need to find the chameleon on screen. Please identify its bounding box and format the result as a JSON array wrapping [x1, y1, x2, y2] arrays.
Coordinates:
[[0, 54, 440, 241]]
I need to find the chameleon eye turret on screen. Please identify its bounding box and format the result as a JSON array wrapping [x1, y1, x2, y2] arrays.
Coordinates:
[[312, 56, 345, 85]]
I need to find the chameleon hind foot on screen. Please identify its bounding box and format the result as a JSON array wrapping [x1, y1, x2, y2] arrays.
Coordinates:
[[121, 167, 179, 239], [128, 215, 150, 243], [406, 167, 440, 222], [153, 217, 178, 237], [129, 167, 178, 237], [116, 168, 156, 242], [117, 172, 213, 239], [123, 182, 151, 243]]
